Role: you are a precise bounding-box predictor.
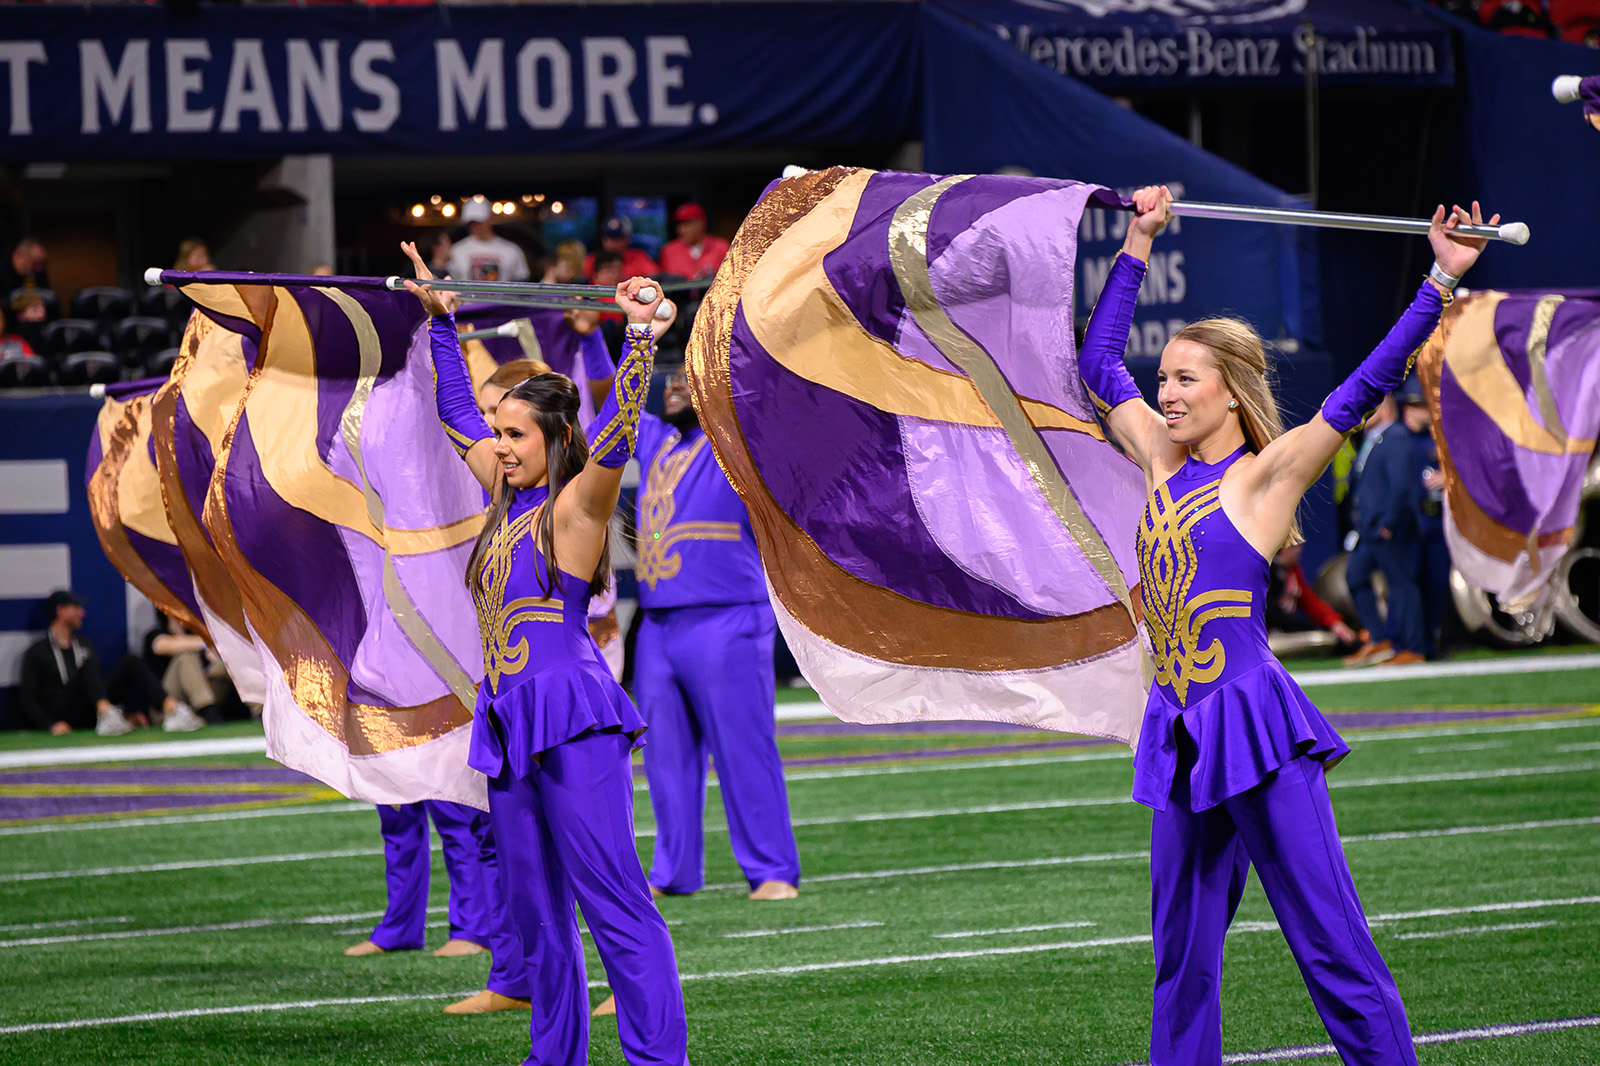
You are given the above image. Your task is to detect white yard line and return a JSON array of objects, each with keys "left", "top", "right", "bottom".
[
  {"left": 1367, "top": 894, "right": 1600, "bottom": 923},
  {"left": 1411, "top": 741, "right": 1510, "bottom": 754},
  {"left": 1209, "top": 1013, "right": 1600, "bottom": 1064},
  {"left": 0, "top": 916, "right": 130, "bottom": 932},
  {"left": 13, "top": 794, "right": 1600, "bottom": 888},
  {"left": 1556, "top": 741, "right": 1600, "bottom": 753},
  {"left": 1391, "top": 920, "right": 1556, "bottom": 941},
  {"left": 0, "top": 736, "right": 270, "bottom": 769},
  {"left": 0, "top": 802, "right": 373, "bottom": 837},
  {"left": 722, "top": 921, "right": 885, "bottom": 939},
  {"left": 933, "top": 921, "right": 1096, "bottom": 939}
]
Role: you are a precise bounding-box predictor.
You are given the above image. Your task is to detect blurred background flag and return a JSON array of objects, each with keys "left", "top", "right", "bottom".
[{"left": 1418, "top": 289, "right": 1600, "bottom": 615}]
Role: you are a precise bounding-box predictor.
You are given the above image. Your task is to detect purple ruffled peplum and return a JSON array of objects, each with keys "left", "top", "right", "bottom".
[
  {"left": 467, "top": 486, "right": 646, "bottom": 782},
  {"left": 1132, "top": 446, "right": 1350, "bottom": 812}
]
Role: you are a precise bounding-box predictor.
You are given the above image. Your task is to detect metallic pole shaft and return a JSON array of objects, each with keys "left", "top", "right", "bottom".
[{"left": 1165, "top": 202, "right": 1529, "bottom": 245}]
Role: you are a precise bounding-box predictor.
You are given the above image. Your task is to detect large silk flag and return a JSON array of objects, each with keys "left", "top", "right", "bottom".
[
  {"left": 1417, "top": 289, "right": 1600, "bottom": 611},
  {"left": 86, "top": 378, "right": 210, "bottom": 639},
  {"left": 141, "top": 276, "right": 488, "bottom": 807},
  {"left": 688, "top": 167, "right": 1151, "bottom": 745}
]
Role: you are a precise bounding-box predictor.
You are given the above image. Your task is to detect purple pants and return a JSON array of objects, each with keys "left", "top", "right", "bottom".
[
  {"left": 369, "top": 800, "right": 486, "bottom": 950},
  {"left": 1150, "top": 733, "right": 1417, "bottom": 1066},
  {"left": 488, "top": 729, "right": 689, "bottom": 1066},
  {"left": 369, "top": 800, "right": 532, "bottom": 998},
  {"left": 635, "top": 603, "right": 799, "bottom": 893}
]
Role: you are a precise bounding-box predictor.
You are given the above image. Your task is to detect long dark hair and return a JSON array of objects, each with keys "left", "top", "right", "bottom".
[{"left": 466, "top": 373, "right": 611, "bottom": 600}]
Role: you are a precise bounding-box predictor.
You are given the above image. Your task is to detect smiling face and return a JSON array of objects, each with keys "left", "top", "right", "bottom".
[
  {"left": 662, "top": 369, "right": 691, "bottom": 418},
  {"left": 1157, "top": 338, "right": 1236, "bottom": 447},
  {"left": 492, "top": 397, "right": 551, "bottom": 489}
]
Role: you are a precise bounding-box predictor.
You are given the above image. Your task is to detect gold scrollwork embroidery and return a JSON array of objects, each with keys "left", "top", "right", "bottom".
[
  {"left": 591, "top": 327, "right": 654, "bottom": 464},
  {"left": 1136, "top": 478, "right": 1254, "bottom": 705},
  {"left": 472, "top": 503, "right": 564, "bottom": 692},
  {"left": 636, "top": 434, "right": 742, "bottom": 589}
]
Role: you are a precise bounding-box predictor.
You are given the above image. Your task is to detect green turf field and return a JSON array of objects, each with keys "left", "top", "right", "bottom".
[{"left": 2, "top": 662, "right": 1597, "bottom": 1064}]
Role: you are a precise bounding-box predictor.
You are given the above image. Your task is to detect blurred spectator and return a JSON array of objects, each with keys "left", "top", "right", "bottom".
[
  {"left": 173, "top": 238, "right": 214, "bottom": 272},
  {"left": 583, "top": 216, "right": 659, "bottom": 278},
  {"left": 310, "top": 263, "right": 335, "bottom": 276},
  {"left": 16, "top": 591, "right": 136, "bottom": 736},
  {"left": 590, "top": 249, "right": 628, "bottom": 350},
  {"left": 1429, "top": 0, "right": 1599, "bottom": 42},
  {"left": 8, "top": 289, "right": 51, "bottom": 352},
  {"left": 658, "top": 203, "right": 729, "bottom": 280},
  {"left": 554, "top": 240, "right": 586, "bottom": 282},
  {"left": 0, "top": 304, "right": 35, "bottom": 360},
  {"left": 427, "top": 232, "right": 454, "bottom": 276},
  {"left": 0, "top": 237, "right": 49, "bottom": 295},
  {"left": 1268, "top": 544, "right": 1357, "bottom": 646},
  {"left": 1343, "top": 396, "right": 1426, "bottom": 666},
  {"left": 142, "top": 614, "right": 229, "bottom": 727},
  {"left": 477, "top": 357, "right": 553, "bottom": 420},
  {"left": 1399, "top": 377, "right": 1452, "bottom": 658},
  {"left": 447, "top": 200, "right": 530, "bottom": 282}
]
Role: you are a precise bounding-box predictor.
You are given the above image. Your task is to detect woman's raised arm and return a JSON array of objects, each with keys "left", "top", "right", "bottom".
[
  {"left": 1079, "top": 185, "right": 1183, "bottom": 478},
  {"left": 401, "top": 241, "right": 500, "bottom": 492},
  {"left": 1235, "top": 202, "right": 1497, "bottom": 550}
]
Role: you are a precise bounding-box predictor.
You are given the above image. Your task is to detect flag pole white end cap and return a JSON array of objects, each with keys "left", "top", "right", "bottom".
[
  {"left": 1553, "top": 75, "right": 1583, "bottom": 103},
  {"left": 781, "top": 165, "right": 809, "bottom": 179},
  {"left": 1499, "top": 222, "right": 1531, "bottom": 245},
  {"left": 143, "top": 268, "right": 164, "bottom": 286}
]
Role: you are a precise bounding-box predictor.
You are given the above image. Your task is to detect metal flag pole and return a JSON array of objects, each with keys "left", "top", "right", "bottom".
[
  {"left": 1164, "top": 202, "right": 1530, "bottom": 245},
  {"left": 458, "top": 321, "right": 524, "bottom": 343}
]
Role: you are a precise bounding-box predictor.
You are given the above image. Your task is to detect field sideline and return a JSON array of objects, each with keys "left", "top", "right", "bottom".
[{"left": 2, "top": 661, "right": 1597, "bottom": 1064}]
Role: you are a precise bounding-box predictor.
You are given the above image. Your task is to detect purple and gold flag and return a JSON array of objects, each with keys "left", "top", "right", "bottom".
[
  {"left": 1418, "top": 289, "right": 1600, "bottom": 611},
  {"left": 689, "top": 167, "right": 1151, "bottom": 746},
  {"left": 86, "top": 378, "right": 210, "bottom": 640},
  {"left": 171, "top": 278, "right": 488, "bottom": 807},
  {"left": 1581, "top": 74, "right": 1600, "bottom": 133}
]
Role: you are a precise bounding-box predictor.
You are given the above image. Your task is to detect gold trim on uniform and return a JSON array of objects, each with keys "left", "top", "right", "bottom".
[
  {"left": 1137, "top": 477, "right": 1254, "bottom": 706},
  {"left": 472, "top": 504, "right": 564, "bottom": 692},
  {"left": 636, "top": 434, "right": 743, "bottom": 589}
]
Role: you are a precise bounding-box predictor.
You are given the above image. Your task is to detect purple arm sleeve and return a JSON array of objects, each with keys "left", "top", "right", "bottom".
[
  {"left": 430, "top": 313, "right": 492, "bottom": 458},
  {"left": 579, "top": 329, "right": 615, "bottom": 382},
  {"left": 1320, "top": 282, "right": 1446, "bottom": 434},
  {"left": 1078, "top": 252, "right": 1146, "bottom": 415},
  {"left": 588, "top": 325, "right": 655, "bottom": 468}
]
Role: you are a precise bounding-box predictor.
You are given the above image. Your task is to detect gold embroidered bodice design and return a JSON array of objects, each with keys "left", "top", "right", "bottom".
[
  {"left": 472, "top": 502, "right": 564, "bottom": 692},
  {"left": 1136, "top": 477, "right": 1254, "bottom": 706},
  {"left": 636, "top": 433, "right": 741, "bottom": 589}
]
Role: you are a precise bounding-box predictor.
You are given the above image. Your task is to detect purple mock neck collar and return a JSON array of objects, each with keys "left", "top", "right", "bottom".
[{"left": 1180, "top": 444, "right": 1249, "bottom": 478}]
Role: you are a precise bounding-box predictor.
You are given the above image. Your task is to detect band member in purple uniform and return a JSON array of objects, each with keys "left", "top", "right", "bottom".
[
  {"left": 346, "top": 800, "right": 534, "bottom": 1015},
  {"left": 629, "top": 353, "right": 800, "bottom": 901},
  {"left": 1077, "top": 188, "right": 1494, "bottom": 1066},
  {"left": 404, "top": 242, "right": 689, "bottom": 1066}
]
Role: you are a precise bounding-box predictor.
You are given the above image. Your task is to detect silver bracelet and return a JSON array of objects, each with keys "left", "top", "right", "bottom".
[{"left": 1428, "top": 261, "right": 1461, "bottom": 291}]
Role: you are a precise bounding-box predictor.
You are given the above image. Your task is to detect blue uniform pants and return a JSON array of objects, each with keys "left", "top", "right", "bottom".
[{"left": 1347, "top": 535, "right": 1425, "bottom": 654}]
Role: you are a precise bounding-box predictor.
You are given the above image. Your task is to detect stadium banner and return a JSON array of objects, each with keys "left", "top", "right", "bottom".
[
  {"left": 0, "top": 1, "right": 917, "bottom": 161},
  {"left": 937, "top": 0, "right": 1455, "bottom": 89}
]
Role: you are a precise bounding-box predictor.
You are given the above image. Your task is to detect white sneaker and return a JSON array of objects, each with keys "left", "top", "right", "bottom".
[
  {"left": 95, "top": 706, "right": 133, "bottom": 737},
  {"left": 162, "top": 703, "right": 206, "bottom": 732}
]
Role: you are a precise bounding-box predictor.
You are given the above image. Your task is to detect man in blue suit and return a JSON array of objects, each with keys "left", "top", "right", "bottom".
[{"left": 1343, "top": 395, "right": 1426, "bottom": 666}]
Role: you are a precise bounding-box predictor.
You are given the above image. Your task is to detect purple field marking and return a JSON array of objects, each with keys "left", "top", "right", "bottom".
[{"left": 0, "top": 792, "right": 318, "bottom": 823}]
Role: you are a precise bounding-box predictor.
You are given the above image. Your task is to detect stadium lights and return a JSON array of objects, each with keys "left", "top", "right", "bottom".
[
  {"left": 410, "top": 204, "right": 424, "bottom": 218},
  {"left": 502, "top": 202, "right": 517, "bottom": 215},
  {"left": 430, "top": 195, "right": 442, "bottom": 205},
  {"left": 491, "top": 202, "right": 503, "bottom": 214},
  {"left": 521, "top": 194, "right": 535, "bottom": 204},
  {"left": 442, "top": 203, "right": 456, "bottom": 218},
  {"left": 551, "top": 201, "right": 564, "bottom": 214}
]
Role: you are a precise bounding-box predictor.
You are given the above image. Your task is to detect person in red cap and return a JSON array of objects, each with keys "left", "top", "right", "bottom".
[{"left": 658, "top": 203, "right": 729, "bottom": 280}]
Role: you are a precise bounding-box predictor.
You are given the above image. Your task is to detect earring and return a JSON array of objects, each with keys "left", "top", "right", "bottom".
[{"left": 1228, "top": 400, "right": 1238, "bottom": 409}]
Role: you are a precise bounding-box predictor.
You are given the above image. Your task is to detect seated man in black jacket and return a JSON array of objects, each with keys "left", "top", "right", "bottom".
[{"left": 17, "top": 590, "right": 136, "bottom": 736}]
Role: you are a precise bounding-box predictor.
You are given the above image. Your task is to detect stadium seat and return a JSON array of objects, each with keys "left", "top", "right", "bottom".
[
  {"left": 7, "top": 285, "right": 59, "bottom": 321},
  {"left": 112, "top": 316, "right": 176, "bottom": 366},
  {"left": 41, "top": 318, "right": 104, "bottom": 356},
  {"left": 71, "top": 286, "right": 136, "bottom": 325},
  {"left": 56, "top": 350, "right": 120, "bottom": 386},
  {"left": 139, "top": 285, "right": 195, "bottom": 332},
  {"left": 145, "top": 346, "right": 181, "bottom": 378},
  {"left": 0, "top": 351, "right": 50, "bottom": 388}
]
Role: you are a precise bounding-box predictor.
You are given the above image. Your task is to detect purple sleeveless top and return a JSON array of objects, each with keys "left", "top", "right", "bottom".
[
  {"left": 1132, "top": 446, "right": 1348, "bottom": 812},
  {"left": 467, "top": 485, "right": 646, "bottom": 781}
]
